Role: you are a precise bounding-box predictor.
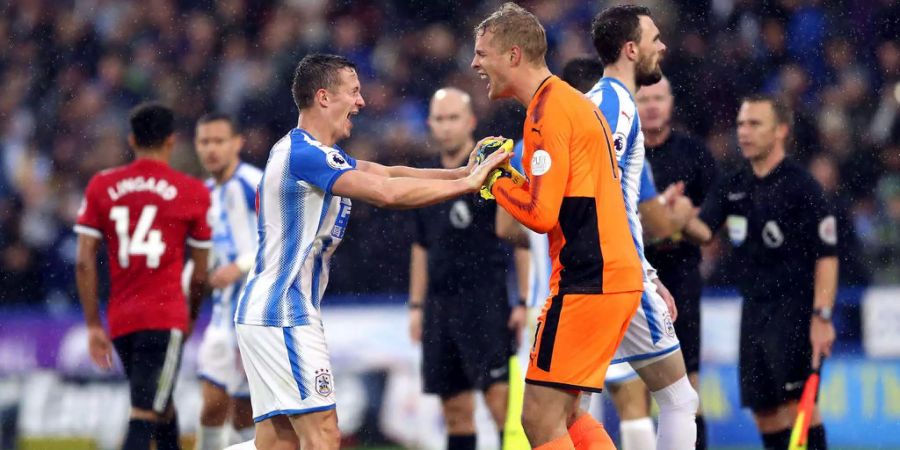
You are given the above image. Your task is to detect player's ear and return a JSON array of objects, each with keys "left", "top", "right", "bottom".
[
  {"left": 509, "top": 45, "right": 522, "bottom": 66},
  {"left": 316, "top": 88, "right": 329, "bottom": 107},
  {"left": 776, "top": 122, "right": 789, "bottom": 141},
  {"left": 624, "top": 41, "right": 638, "bottom": 62},
  {"left": 127, "top": 134, "right": 137, "bottom": 150}
]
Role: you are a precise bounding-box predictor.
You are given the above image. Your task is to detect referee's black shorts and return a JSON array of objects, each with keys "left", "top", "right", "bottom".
[
  {"left": 421, "top": 295, "right": 516, "bottom": 398},
  {"left": 113, "top": 329, "right": 185, "bottom": 414},
  {"left": 739, "top": 298, "right": 812, "bottom": 411}
]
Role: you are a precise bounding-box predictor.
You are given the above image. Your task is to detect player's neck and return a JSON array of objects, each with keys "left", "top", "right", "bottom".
[
  {"left": 513, "top": 65, "right": 553, "bottom": 106},
  {"left": 214, "top": 159, "right": 240, "bottom": 184},
  {"left": 751, "top": 147, "right": 786, "bottom": 178},
  {"left": 440, "top": 139, "right": 474, "bottom": 169},
  {"left": 644, "top": 126, "right": 671, "bottom": 148},
  {"left": 603, "top": 64, "right": 637, "bottom": 95},
  {"left": 297, "top": 113, "right": 337, "bottom": 147},
  {"left": 134, "top": 149, "right": 170, "bottom": 164}
]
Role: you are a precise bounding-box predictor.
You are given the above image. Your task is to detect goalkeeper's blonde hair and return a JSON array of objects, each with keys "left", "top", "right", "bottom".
[{"left": 474, "top": 3, "right": 547, "bottom": 66}]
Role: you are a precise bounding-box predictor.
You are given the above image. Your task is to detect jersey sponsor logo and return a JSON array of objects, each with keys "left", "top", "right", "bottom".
[
  {"left": 726, "top": 215, "right": 748, "bottom": 246},
  {"left": 727, "top": 192, "right": 747, "bottom": 201},
  {"left": 762, "top": 220, "right": 784, "bottom": 248},
  {"left": 819, "top": 215, "right": 837, "bottom": 245},
  {"left": 531, "top": 150, "right": 552, "bottom": 176},
  {"left": 314, "top": 368, "right": 333, "bottom": 396},
  {"left": 449, "top": 200, "right": 473, "bottom": 229},
  {"left": 107, "top": 176, "right": 178, "bottom": 201},
  {"left": 326, "top": 150, "right": 351, "bottom": 170},
  {"left": 331, "top": 198, "right": 351, "bottom": 239},
  {"left": 613, "top": 132, "right": 627, "bottom": 160}
]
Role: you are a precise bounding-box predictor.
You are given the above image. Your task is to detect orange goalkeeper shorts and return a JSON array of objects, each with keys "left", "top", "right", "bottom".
[{"left": 525, "top": 291, "right": 641, "bottom": 392}]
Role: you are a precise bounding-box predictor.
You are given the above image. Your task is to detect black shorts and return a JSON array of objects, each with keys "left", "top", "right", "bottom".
[
  {"left": 658, "top": 266, "right": 702, "bottom": 374},
  {"left": 421, "top": 296, "right": 516, "bottom": 398},
  {"left": 113, "top": 329, "right": 185, "bottom": 414},
  {"left": 739, "top": 299, "right": 812, "bottom": 411}
]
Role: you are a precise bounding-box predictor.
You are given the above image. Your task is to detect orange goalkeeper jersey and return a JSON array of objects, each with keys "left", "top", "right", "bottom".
[{"left": 493, "top": 76, "right": 642, "bottom": 296}]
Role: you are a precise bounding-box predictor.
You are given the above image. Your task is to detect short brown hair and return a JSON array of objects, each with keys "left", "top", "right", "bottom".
[
  {"left": 474, "top": 2, "right": 547, "bottom": 64},
  {"left": 742, "top": 93, "right": 794, "bottom": 128}
]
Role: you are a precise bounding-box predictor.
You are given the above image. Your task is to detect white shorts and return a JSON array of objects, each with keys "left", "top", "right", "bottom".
[
  {"left": 604, "top": 361, "right": 639, "bottom": 384},
  {"left": 612, "top": 280, "right": 680, "bottom": 365},
  {"left": 235, "top": 322, "right": 336, "bottom": 422},
  {"left": 198, "top": 323, "right": 250, "bottom": 397}
]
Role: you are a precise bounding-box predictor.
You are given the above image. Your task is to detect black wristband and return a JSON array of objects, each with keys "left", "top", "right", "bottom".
[
  {"left": 408, "top": 302, "right": 422, "bottom": 310},
  {"left": 517, "top": 298, "right": 527, "bottom": 307}
]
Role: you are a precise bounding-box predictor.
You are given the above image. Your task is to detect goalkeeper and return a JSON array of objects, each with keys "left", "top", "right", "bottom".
[{"left": 408, "top": 87, "right": 528, "bottom": 450}]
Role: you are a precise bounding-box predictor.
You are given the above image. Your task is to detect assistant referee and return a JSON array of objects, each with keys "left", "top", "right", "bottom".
[{"left": 685, "top": 94, "right": 837, "bottom": 450}]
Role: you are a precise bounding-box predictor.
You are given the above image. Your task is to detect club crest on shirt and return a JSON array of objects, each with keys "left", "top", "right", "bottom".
[
  {"left": 314, "top": 368, "right": 333, "bottom": 396},
  {"left": 326, "top": 150, "right": 351, "bottom": 170},
  {"left": 531, "top": 150, "right": 552, "bottom": 176}
]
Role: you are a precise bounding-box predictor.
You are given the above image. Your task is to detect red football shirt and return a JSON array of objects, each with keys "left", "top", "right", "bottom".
[{"left": 75, "top": 158, "right": 212, "bottom": 338}]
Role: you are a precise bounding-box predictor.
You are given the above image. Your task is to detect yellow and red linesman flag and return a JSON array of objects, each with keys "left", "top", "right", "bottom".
[{"left": 788, "top": 366, "right": 823, "bottom": 450}]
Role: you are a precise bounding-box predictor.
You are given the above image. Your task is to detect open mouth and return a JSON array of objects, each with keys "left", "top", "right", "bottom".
[{"left": 478, "top": 72, "right": 491, "bottom": 91}]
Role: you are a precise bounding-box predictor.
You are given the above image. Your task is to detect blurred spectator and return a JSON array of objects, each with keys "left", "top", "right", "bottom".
[{"left": 0, "top": 0, "right": 897, "bottom": 306}]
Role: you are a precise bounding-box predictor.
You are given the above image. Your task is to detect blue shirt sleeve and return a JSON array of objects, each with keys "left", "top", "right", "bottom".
[
  {"left": 638, "top": 162, "right": 658, "bottom": 203},
  {"left": 510, "top": 140, "right": 525, "bottom": 174},
  {"left": 288, "top": 134, "right": 357, "bottom": 194}
]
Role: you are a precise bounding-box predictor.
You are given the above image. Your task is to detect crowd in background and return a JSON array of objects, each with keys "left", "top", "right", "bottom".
[{"left": 1, "top": 0, "right": 898, "bottom": 309}]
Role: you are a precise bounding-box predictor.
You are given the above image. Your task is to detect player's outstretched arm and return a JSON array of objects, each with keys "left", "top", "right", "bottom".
[
  {"left": 355, "top": 138, "right": 491, "bottom": 180},
  {"left": 75, "top": 233, "right": 113, "bottom": 370},
  {"left": 332, "top": 150, "right": 511, "bottom": 209}
]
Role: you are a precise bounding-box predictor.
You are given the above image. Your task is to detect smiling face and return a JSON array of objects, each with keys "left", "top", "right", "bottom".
[
  {"left": 634, "top": 15, "right": 666, "bottom": 87},
  {"left": 325, "top": 67, "right": 365, "bottom": 141},
  {"left": 471, "top": 30, "right": 513, "bottom": 100}
]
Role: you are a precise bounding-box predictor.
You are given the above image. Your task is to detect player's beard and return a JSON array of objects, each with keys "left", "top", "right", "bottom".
[{"left": 635, "top": 55, "right": 663, "bottom": 87}]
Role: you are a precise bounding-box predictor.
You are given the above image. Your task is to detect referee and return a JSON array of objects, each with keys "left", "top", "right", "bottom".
[
  {"left": 408, "top": 87, "right": 526, "bottom": 450},
  {"left": 637, "top": 76, "right": 718, "bottom": 450},
  {"left": 685, "top": 94, "right": 837, "bottom": 450}
]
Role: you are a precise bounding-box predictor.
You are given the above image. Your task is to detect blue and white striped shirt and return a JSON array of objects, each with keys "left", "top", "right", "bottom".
[
  {"left": 235, "top": 128, "right": 356, "bottom": 327},
  {"left": 207, "top": 162, "right": 263, "bottom": 329},
  {"left": 587, "top": 77, "right": 659, "bottom": 282}
]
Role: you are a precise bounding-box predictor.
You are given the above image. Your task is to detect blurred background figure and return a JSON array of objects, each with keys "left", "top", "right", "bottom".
[{"left": 0, "top": 0, "right": 898, "bottom": 449}]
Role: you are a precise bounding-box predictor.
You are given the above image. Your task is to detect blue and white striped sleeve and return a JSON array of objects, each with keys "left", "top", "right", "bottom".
[
  {"left": 288, "top": 141, "right": 357, "bottom": 194},
  {"left": 638, "top": 162, "right": 659, "bottom": 203}
]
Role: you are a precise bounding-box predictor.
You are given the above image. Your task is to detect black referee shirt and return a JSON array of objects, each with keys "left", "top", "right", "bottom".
[
  {"left": 645, "top": 130, "right": 718, "bottom": 270},
  {"left": 699, "top": 158, "right": 837, "bottom": 303},
  {"left": 413, "top": 159, "right": 511, "bottom": 300}
]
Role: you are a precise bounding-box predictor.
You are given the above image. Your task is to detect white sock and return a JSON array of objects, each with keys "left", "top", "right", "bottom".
[
  {"left": 620, "top": 417, "right": 656, "bottom": 450},
  {"left": 650, "top": 375, "right": 698, "bottom": 450},
  {"left": 196, "top": 425, "right": 226, "bottom": 450},
  {"left": 224, "top": 439, "right": 257, "bottom": 450},
  {"left": 227, "top": 426, "right": 256, "bottom": 445}
]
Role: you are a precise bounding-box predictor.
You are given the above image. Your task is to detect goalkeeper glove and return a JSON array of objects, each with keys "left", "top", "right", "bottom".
[
  {"left": 475, "top": 137, "right": 515, "bottom": 164},
  {"left": 480, "top": 165, "right": 526, "bottom": 200}
]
